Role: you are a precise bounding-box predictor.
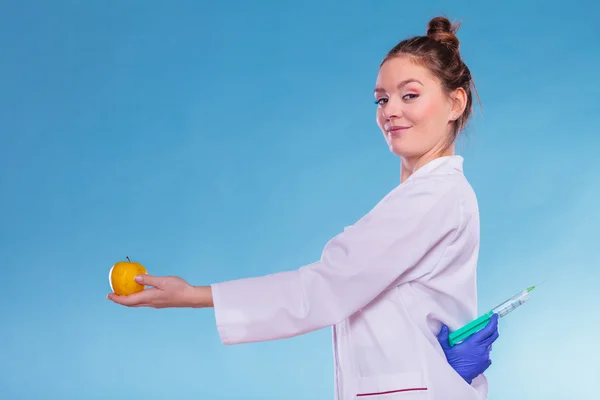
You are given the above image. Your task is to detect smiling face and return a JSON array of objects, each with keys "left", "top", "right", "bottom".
[{"left": 374, "top": 55, "right": 461, "bottom": 164}]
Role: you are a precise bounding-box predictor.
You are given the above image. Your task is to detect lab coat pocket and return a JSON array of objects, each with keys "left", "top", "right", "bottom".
[{"left": 356, "top": 372, "right": 429, "bottom": 399}]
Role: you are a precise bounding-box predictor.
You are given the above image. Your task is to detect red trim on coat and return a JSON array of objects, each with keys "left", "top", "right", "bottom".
[{"left": 356, "top": 387, "right": 428, "bottom": 396}]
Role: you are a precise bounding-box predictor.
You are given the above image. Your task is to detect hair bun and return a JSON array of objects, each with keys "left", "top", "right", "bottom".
[{"left": 426, "top": 16, "right": 460, "bottom": 51}]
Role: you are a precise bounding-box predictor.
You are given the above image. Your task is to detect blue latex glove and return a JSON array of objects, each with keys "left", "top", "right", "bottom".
[{"left": 437, "top": 313, "right": 500, "bottom": 384}]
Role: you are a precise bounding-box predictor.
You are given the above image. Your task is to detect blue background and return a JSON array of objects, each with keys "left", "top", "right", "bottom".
[{"left": 1, "top": 1, "right": 598, "bottom": 399}]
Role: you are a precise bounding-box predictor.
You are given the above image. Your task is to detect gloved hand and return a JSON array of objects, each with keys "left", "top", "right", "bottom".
[{"left": 437, "top": 313, "right": 499, "bottom": 384}]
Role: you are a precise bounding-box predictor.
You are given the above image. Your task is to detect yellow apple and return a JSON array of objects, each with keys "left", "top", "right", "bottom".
[{"left": 109, "top": 257, "right": 148, "bottom": 296}]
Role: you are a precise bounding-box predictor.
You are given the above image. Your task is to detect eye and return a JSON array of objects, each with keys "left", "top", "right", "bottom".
[
  {"left": 374, "top": 98, "right": 388, "bottom": 106},
  {"left": 402, "top": 93, "right": 419, "bottom": 101}
]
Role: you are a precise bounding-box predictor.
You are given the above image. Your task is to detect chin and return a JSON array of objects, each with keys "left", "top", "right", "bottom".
[{"left": 387, "top": 140, "right": 415, "bottom": 158}]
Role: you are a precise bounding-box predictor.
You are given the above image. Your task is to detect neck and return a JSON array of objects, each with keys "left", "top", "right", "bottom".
[{"left": 400, "top": 145, "right": 455, "bottom": 183}]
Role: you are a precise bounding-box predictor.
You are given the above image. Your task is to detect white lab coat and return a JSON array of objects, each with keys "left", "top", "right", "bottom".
[{"left": 211, "top": 155, "right": 488, "bottom": 399}]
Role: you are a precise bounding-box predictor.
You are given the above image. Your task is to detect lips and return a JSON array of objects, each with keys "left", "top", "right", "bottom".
[{"left": 386, "top": 126, "right": 410, "bottom": 136}]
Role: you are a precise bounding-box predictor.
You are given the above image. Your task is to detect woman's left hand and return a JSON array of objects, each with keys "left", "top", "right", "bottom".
[
  {"left": 437, "top": 313, "right": 499, "bottom": 384},
  {"left": 107, "top": 274, "right": 210, "bottom": 308}
]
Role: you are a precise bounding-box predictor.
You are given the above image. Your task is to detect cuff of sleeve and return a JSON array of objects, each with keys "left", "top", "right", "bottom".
[
  {"left": 471, "top": 374, "right": 488, "bottom": 397},
  {"left": 211, "top": 282, "right": 250, "bottom": 346},
  {"left": 211, "top": 282, "right": 231, "bottom": 345}
]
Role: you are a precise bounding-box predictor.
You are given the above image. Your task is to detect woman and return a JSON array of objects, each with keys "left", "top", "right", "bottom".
[{"left": 109, "top": 16, "right": 499, "bottom": 399}]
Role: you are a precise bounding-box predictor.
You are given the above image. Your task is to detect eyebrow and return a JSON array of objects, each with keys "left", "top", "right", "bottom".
[{"left": 373, "top": 79, "right": 424, "bottom": 94}]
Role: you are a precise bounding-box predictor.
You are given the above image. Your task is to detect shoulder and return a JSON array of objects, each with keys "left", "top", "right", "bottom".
[
  {"left": 390, "top": 173, "right": 464, "bottom": 209},
  {"left": 379, "top": 173, "right": 477, "bottom": 232}
]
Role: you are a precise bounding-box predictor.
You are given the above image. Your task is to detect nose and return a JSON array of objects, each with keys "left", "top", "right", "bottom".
[{"left": 381, "top": 96, "right": 402, "bottom": 120}]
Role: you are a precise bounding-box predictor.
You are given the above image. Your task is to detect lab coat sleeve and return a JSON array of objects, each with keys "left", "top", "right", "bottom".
[{"left": 211, "top": 180, "right": 461, "bottom": 345}]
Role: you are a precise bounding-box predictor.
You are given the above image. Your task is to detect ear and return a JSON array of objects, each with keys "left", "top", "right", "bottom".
[{"left": 448, "top": 87, "right": 467, "bottom": 121}]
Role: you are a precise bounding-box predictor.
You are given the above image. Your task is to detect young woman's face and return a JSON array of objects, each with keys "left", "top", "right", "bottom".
[{"left": 374, "top": 55, "right": 458, "bottom": 161}]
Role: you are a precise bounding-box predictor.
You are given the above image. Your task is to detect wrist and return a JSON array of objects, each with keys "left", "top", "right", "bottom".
[{"left": 185, "top": 285, "right": 214, "bottom": 308}]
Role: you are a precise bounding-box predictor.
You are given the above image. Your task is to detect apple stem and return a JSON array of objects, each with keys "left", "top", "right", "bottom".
[{"left": 126, "top": 256, "right": 131, "bottom": 262}]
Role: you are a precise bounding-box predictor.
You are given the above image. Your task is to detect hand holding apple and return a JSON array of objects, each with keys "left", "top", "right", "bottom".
[{"left": 107, "top": 259, "right": 213, "bottom": 308}]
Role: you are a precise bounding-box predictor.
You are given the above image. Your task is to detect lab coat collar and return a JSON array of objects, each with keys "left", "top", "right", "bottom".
[{"left": 404, "top": 155, "right": 464, "bottom": 183}]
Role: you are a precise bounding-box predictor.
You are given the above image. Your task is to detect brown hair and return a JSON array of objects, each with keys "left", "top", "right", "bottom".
[{"left": 381, "top": 16, "right": 478, "bottom": 143}]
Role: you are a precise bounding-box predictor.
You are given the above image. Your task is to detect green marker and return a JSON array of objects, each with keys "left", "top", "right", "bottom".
[{"left": 448, "top": 285, "right": 537, "bottom": 347}]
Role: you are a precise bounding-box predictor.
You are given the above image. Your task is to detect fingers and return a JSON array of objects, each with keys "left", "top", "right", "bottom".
[
  {"left": 437, "top": 325, "right": 451, "bottom": 349},
  {"left": 482, "top": 328, "right": 499, "bottom": 348},
  {"left": 480, "top": 313, "right": 499, "bottom": 337},
  {"left": 471, "top": 359, "right": 492, "bottom": 383},
  {"left": 134, "top": 274, "right": 163, "bottom": 288},
  {"left": 469, "top": 314, "right": 499, "bottom": 344},
  {"left": 480, "top": 314, "right": 500, "bottom": 346},
  {"left": 483, "top": 359, "right": 492, "bottom": 372},
  {"left": 107, "top": 288, "right": 159, "bottom": 307}
]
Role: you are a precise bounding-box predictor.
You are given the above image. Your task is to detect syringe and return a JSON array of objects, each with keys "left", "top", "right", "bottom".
[
  {"left": 491, "top": 286, "right": 534, "bottom": 317},
  {"left": 448, "top": 285, "right": 537, "bottom": 346}
]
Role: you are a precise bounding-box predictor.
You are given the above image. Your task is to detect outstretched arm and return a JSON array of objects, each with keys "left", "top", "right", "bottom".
[
  {"left": 210, "top": 183, "right": 460, "bottom": 344},
  {"left": 110, "top": 181, "right": 461, "bottom": 346}
]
